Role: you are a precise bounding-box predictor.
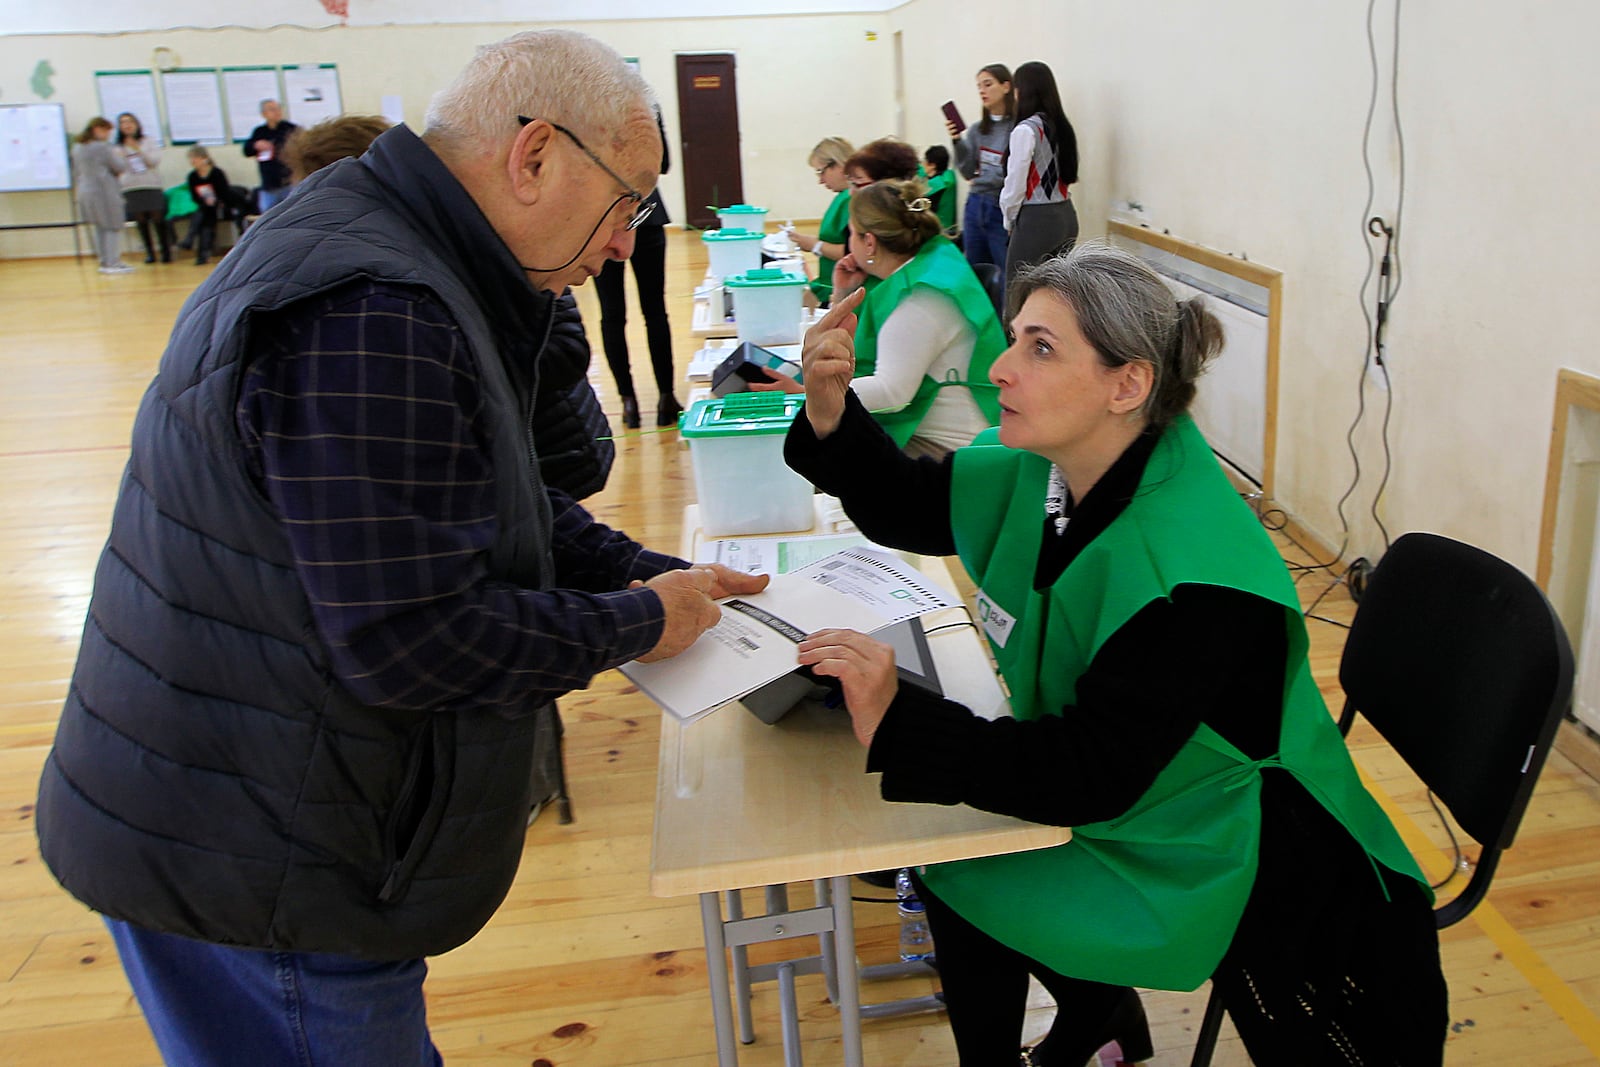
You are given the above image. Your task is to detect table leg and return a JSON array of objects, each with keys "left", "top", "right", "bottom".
[
  {"left": 828, "top": 874, "right": 865, "bottom": 1067},
  {"left": 814, "top": 878, "right": 840, "bottom": 1004},
  {"left": 700, "top": 891, "right": 740, "bottom": 1066},
  {"left": 726, "top": 890, "right": 755, "bottom": 1044},
  {"left": 777, "top": 960, "right": 804, "bottom": 1066}
]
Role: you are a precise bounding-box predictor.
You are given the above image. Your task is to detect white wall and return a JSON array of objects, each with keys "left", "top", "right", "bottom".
[
  {"left": 3, "top": 0, "right": 901, "bottom": 34},
  {"left": 6, "top": 0, "right": 1598, "bottom": 577},
  {"left": 892, "top": 0, "right": 1600, "bottom": 573},
  {"left": 0, "top": 15, "right": 897, "bottom": 255}
]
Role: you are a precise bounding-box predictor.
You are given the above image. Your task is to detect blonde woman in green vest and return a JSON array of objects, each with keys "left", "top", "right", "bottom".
[
  {"left": 790, "top": 137, "right": 854, "bottom": 307},
  {"left": 782, "top": 245, "right": 1446, "bottom": 1065},
  {"left": 760, "top": 178, "right": 1005, "bottom": 459}
]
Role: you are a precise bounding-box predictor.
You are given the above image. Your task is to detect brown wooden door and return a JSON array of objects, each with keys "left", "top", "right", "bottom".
[{"left": 675, "top": 53, "right": 743, "bottom": 230}]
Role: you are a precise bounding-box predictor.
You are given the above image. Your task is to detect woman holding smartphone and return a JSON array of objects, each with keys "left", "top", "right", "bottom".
[{"left": 946, "top": 64, "right": 1015, "bottom": 290}]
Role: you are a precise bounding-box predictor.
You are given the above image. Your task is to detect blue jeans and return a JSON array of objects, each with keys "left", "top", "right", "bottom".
[
  {"left": 962, "top": 192, "right": 1010, "bottom": 306},
  {"left": 107, "top": 918, "right": 444, "bottom": 1067},
  {"left": 257, "top": 185, "right": 291, "bottom": 213}
]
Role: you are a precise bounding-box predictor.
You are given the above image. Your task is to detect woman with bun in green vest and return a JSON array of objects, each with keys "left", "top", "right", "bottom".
[
  {"left": 782, "top": 244, "right": 1446, "bottom": 1065},
  {"left": 790, "top": 137, "right": 854, "bottom": 307},
  {"left": 758, "top": 177, "right": 1005, "bottom": 459}
]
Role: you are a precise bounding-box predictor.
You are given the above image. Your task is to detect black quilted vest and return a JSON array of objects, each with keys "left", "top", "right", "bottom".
[{"left": 37, "top": 126, "right": 562, "bottom": 959}]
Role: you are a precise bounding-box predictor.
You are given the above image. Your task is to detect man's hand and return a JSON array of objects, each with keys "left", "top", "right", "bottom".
[
  {"left": 699, "top": 563, "right": 770, "bottom": 601},
  {"left": 635, "top": 567, "right": 721, "bottom": 662},
  {"left": 633, "top": 565, "right": 769, "bottom": 662},
  {"left": 800, "top": 286, "right": 866, "bottom": 439},
  {"left": 797, "top": 628, "right": 899, "bottom": 747}
]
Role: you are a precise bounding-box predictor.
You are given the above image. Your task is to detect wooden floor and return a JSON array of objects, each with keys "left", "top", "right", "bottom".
[{"left": 4, "top": 231, "right": 1600, "bottom": 1066}]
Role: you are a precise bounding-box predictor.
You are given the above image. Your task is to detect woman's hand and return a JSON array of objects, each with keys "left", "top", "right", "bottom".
[
  {"left": 791, "top": 231, "right": 819, "bottom": 253},
  {"left": 831, "top": 253, "right": 868, "bottom": 297},
  {"left": 799, "top": 286, "right": 865, "bottom": 438},
  {"left": 944, "top": 119, "right": 962, "bottom": 140},
  {"left": 797, "top": 628, "right": 899, "bottom": 747},
  {"left": 745, "top": 370, "right": 804, "bottom": 394}
]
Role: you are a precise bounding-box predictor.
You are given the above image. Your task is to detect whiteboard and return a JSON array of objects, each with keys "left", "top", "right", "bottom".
[
  {"left": 282, "top": 64, "right": 342, "bottom": 127},
  {"left": 223, "top": 66, "right": 282, "bottom": 142},
  {"left": 0, "top": 103, "right": 70, "bottom": 192},
  {"left": 95, "top": 70, "right": 164, "bottom": 149},
  {"left": 162, "top": 68, "right": 228, "bottom": 144}
]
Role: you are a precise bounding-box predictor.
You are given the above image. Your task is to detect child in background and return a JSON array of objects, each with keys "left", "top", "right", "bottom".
[
  {"left": 923, "top": 145, "right": 958, "bottom": 236},
  {"left": 181, "top": 146, "right": 232, "bottom": 266}
]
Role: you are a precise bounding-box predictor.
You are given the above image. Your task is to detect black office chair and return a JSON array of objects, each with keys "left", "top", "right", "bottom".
[
  {"left": 971, "top": 262, "right": 1005, "bottom": 318},
  {"left": 1188, "top": 531, "right": 1574, "bottom": 1065}
]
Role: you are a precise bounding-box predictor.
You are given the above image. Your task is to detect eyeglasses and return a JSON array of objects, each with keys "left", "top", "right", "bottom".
[
  {"left": 813, "top": 161, "right": 838, "bottom": 178},
  {"left": 847, "top": 174, "right": 874, "bottom": 188},
  {"left": 518, "top": 116, "right": 655, "bottom": 231}
]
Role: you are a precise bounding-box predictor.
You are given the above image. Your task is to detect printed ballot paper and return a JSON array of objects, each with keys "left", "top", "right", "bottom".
[{"left": 618, "top": 546, "right": 958, "bottom": 723}]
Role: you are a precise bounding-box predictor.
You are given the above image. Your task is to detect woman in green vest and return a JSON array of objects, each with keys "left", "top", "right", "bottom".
[
  {"left": 782, "top": 246, "right": 1446, "bottom": 1065},
  {"left": 790, "top": 137, "right": 854, "bottom": 307},
  {"left": 761, "top": 178, "right": 1004, "bottom": 459}
]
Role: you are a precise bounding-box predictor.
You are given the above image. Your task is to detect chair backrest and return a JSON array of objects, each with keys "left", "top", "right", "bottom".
[
  {"left": 971, "top": 261, "right": 1004, "bottom": 317},
  {"left": 1337, "top": 531, "right": 1573, "bottom": 927}
]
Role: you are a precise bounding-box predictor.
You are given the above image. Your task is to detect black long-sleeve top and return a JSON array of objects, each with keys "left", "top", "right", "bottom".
[
  {"left": 784, "top": 392, "right": 1285, "bottom": 828},
  {"left": 784, "top": 395, "right": 1448, "bottom": 1060}
]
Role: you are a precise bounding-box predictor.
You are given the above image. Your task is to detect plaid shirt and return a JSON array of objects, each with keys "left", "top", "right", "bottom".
[{"left": 236, "top": 280, "right": 680, "bottom": 711}]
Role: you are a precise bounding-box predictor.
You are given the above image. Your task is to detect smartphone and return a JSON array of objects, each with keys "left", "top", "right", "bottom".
[{"left": 941, "top": 100, "right": 966, "bottom": 135}]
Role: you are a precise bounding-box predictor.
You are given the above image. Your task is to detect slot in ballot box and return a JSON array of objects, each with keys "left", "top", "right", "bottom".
[{"left": 679, "top": 393, "right": 813, "bottom": 537}]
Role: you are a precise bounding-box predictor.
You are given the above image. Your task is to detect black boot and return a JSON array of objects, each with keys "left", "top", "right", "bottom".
[
  {"left": 620, "top": 395, "right": 641, "bottom": 429},
  {"left": 656, "top": 394, "right": 683, "bottom": 427}
]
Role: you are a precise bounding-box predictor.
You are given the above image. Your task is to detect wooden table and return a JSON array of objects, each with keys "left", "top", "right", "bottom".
[{"left": 651, "top": 508, "right": 1071, "bottom": 1065}]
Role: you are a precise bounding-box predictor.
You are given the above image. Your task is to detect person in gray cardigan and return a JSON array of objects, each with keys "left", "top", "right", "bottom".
[{"left": 71, "top": 117, "right": 131, "bottom": 274}]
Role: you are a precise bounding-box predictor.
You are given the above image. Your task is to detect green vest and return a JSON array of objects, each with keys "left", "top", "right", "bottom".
[
  {"left": 923, "top": 414, "right": 1429, "bottom": 990},
  {"left": 853, "top": 235, "right": 1005, "bottom": 447},
  {"left": 926, "top": 169, "right": 957, "bottom": 231},
  {"left": 809, "top": 189, "right": 852, "bottom": 305}
]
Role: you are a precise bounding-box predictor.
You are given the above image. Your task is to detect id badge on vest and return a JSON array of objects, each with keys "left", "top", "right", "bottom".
[{"left": 974, "top": 587, "right": 1018, "bottom": 649}]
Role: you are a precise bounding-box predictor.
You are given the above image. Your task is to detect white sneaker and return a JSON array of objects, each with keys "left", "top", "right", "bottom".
[{"left": 99, "top": 264, "right": 135, "bottom": 274}]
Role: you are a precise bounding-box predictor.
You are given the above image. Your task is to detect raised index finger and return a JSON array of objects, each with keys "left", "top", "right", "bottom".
[{"left": 813, "top": 285, "right": 866, "bottom": 335}]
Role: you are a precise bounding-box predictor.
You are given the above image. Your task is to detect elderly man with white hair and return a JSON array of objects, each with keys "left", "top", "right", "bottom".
[{"left": 35, "top": 30, "right": 765, "bottom": 1067}]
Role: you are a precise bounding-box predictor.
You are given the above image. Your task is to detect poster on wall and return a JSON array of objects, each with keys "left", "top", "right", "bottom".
[
  {"left": 95, "top": 70, "right": 164, "bottom": 148},
  {"left": 223, "top": 66, "right": 282, "bottom": 142},
  {"left": 282, "top": 64, "right": 342, "bottom": 127},
  {"left": 0, "top": 103, "right": 70, "bottom": 192},
  {"left": 161, "top": 68, "right": 228, "bottom": 144}
]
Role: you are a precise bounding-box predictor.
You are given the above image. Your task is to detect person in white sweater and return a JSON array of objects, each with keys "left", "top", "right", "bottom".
[
  {"left": 999, "top": 61, "right": 1079, "bottom": 289},
  {"left": 755, "top": 178, "right": 1005, "bottom": 458}
]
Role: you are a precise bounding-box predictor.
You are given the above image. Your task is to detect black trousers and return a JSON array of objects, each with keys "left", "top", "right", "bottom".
[
  {"left": 594, "top": 224, "right": 674, "bottom": 400},
  {"left": 911, "top": 870, "right": 1132, "bottom": 1065}
]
